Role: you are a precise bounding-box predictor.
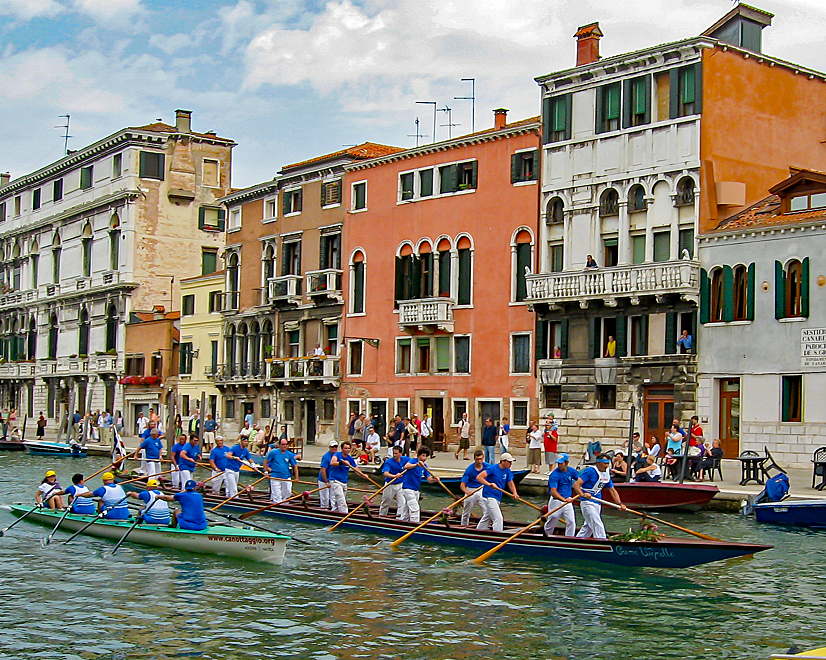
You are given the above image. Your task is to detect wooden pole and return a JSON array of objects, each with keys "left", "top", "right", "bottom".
[
  {"left": 679, "top": 421, "right": 695, "bottom": 484},
  {"left": 210, "top": 475, "right": 269, "bottom": 511},
  {"left": 390, "top": 486, "right": 481, "bottom": 548},
  {"left": 197, "top": 391, "right": 206, "bottom": 445},
  {"left": 625, "top": 405, "right": 635, "bottom": 483},
  {"left": 592, "top": 496, "right": 725, "bottom": 542},
  {"left": 329, "top": 473, "right": 404, "bottom": 532},
  {"left": 240, "top": 484, "right": 329, "bottom": 519}
]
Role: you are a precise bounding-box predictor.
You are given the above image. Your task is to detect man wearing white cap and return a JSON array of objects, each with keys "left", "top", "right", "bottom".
[
  {"left": 544, "top": 453, "right": 579, "bottom": 537},
  {"left": 318, "top": 440, "right": 338, "bottom": 510},
  {"left": 475, "top": 452, "right": 519, "bottom": 532}
]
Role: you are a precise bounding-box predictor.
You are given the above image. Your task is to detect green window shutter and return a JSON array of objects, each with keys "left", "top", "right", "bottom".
[
  {"left": 217, "top": 209, "right": 225, "bottom": 232},
  {"left": 458, "top": 249, "right": 472, "bottom": 305},
  {"left": 319, "top": 236, "right": 329, "bottom": 270},
  {"left": 554, "top": 96, "right": 567, "bottom": 132},
  {"left": 531, "top": 150, "right": 540, "bottom": 181},
  {"left": 693, "top": 62, "right": 703, "bottom": 114},
  {"left": 295, "top": 190, "right": 302, "bottom": 212},
  {"left": 139, "top": 153, "right": 147, "bottom": 178},
  {"left": 410, "top": 255, "right": 422, "bottom": 299},
  {"left": 700, "top": 268, "right": 710, "bottom": 324},
  {"left": 722, "top": 265, "right": 734, "bottom": 322},
  {"left": 615, "top": 315, "right": 627, "bottom": 357},
  {"left": 560, "top": 319, "right": 569, "bottom": 358},
  {"left": 681, "top": 66, "right": 695, "bottom": 104},
  {"left": 632, "top": 235, "right": 646, "bottom": 264},
  {"left": 435, "top": 337, "right": 450, "bottom": 371},
  {"left": 470, "top": 161, "right": 478, "bottom": 189},
  {"left": 801, "top": 257, "right": 810, "bottom": 317},
  {"left": 621, "top": 79, "right": 632, "bottom": 129},
  {"left": 420, "top": 170, "right": 433, "bottom": 197},
  {"left": 440, "top": 165, "right": 457, "bottom": 194},
  {"left": 282, "top": 193, "right": 290, "bottom": 217},
  {"left": 595, "top": 85, "right": 606, "bottom": 133},
  {"left": 665, "top": 312, "right": 677, "bottom": 354},
  {"left": 640, "top": 314, "right": 649, "bottom": 353},
  {"left": 746, "top": 263, "right": 756, "bottom": 321},
  {"left": 198, "top": 207, "right": 206, "bottom": 230},
  {"left": 335, "top": 180, "right": 342, "bottom": 204},
  {"left": 588, "top": 317, "right": 599, "bottom": 359},
  {"left": 438, "top": 251, "right": 451, "bottom": 296},
  {"left": 774, "top": 260, "right": 786, "bottom": 319},
  {"left": 515, "top": 242, "right": 531, "bottom": 302},
  {"left": 511, "top": 153, "right": 520, "bottom": 183},
  {"left": 536, "top": 319, "right": 547, "bottom": 360},
  {"left": 653, "top": 232, "right": 670, "bottom": 262},
  {"left": 669, "top": 68, "right": 680, "bottom": 119},
  {"left": 542, "top": 96, "right": 552, "bottom": 144},
  {"left": 422, "top": 253, "right": 434, "bottom": 296},
  {"left": 606, "top": 84, "right": 620, "bottom": 121},
  {"left": 679, "top": 228, "right": 695, "bottom": 258},
  {"left": 642, "top": 74, "right": 652, "bottom": 124},
  {"left": 564, "top": 94, "right": 573, "bottom": 140},
  {"left": 394, "top": 257, "right": 405, "bottom": 304}
]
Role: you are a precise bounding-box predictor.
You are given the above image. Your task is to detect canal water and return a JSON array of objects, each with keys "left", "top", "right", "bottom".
[{"left": 1, "top": 452, "right": 823, "bottom": 660}]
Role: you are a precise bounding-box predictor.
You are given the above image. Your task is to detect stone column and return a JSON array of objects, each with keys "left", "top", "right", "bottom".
[{"left": 618, "top": 200, "right": 630, "bottom": 265}]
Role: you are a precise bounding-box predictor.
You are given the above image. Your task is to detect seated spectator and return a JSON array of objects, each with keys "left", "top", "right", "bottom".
[
  {"left": 697, "top": 439, "right": 724, "bottom": 480},
  {"left": 688, "top": 442, "right": 706, "bottom": 480},
  {"left": 645, "top": 436, "right": 661, "bottom": 459},
  {"left": 610, "top": 451, "right": 628, "bottom": 482},
  {"left": 664, "top": 448, "right": 679, "bottom": 480},
  {"left": 634, "top": 456, "right": 663, "bottom": 482}
]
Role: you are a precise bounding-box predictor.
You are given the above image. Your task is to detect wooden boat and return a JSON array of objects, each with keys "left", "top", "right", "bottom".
[
  {"left": 753, "top": 499, "right": 826, "bottom": 527},
  {"left": 24, "top": 441, "right": 87, "bottom": 458},
  {"left": 612, "top": 482, "right": 719, "bottom": 512},
  {"left": 771, "top": 647, "right": 826, "bottom": 658},
  {"left": 8, "top": 504, "right": 289, "bottom": 564},
  {"left": 0, "top": 438, "right": 26, "bottom": 451},
  {"left": 121, "top": 480, "right": 771, "bottom": 569}
]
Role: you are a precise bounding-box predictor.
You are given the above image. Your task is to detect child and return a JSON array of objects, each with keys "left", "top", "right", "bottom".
[{"left": 664, "top": 448, "right": 678, "bottom": 480}]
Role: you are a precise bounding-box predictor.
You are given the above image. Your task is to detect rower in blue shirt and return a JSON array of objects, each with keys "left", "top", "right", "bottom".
[
  {"left": 543, "top": 453, "right": 579, "bottom": 537},
  {"left": 139, "top": 428, "right": 164, "bottom": 477},
  {"left": 476, "top": 452, "right": 519, "bottom": 532},
  {"left": 379, "top": 445, "right": 407, "bottom": 517},
  {"left": 90, "top": 472, "right": 130, "bottom": 520},
  {"left": 127, "top": 478, "right": 171, "bottom": 525},
  {"left": 170, "top": 436, "right": 186, "bottom": 490},
  {"left": 460, "top": 450, "right": 490, "bottom": 526},
  {"left": 318, "top": 440, "right": 339, "bottom": 510},
  {"left": 573, "top": 454, "right": 626, "bottom": 539},
  {"left": 328, "top": 441, "right": 370, "bottom": 513},
  {"left": 158, "top": 480, "right": 207, "bottom": 530},
  {"left": 59, "top": 473, "right": 96, "bottom": 515},
  {"left": 398, "top": 446, "right": 438, "bottom": 522},
  {"left": 178, "top": 435, "right": 201, "bottom": 491},
  {"left": 208, "top": 436, "right": 229, "bottom": 495},
  {"left": 224, "top": 437, "right": 252, "bottom": 499},
  {"left": 264, "top": 438, "right": 298, "bottom": 503}
]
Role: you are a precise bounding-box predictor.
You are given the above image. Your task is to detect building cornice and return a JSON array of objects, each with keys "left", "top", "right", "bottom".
[
  {"left": 699, "top": 219, "right": 826, "bottom": 243},
  {"left": 219, "top": 179, "right": 280, "bottom": 206}
]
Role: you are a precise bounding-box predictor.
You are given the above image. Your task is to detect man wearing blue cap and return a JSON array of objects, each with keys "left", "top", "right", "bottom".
[
  {"left": 544, "top": 453, "right": 579, "bottom": 537},
  {"left": 573, "top": 453, "right": 626, "bottom": 539},
  {"left": 158, "top": 480, "right": 207, "bottom": 530}
]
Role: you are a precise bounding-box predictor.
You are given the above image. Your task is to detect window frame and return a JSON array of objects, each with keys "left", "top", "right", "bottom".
[
  {"left": 80, "top": 166, "right": 93, "bottom": 190},
  {"left": 283, "top": 188, "right": 303, "bottom": 217},
  {"left": 785, "top": 259, "right": 804, "bottom": 318},
  {"left": 321, "top": 179, "right": 342, "bottom": 208},
  {"left": 543, "top": 93, "right": 572, "bottom": 143},
  {"left": 781, "top": 375, "right": 802, "bottom": 423},
  {"left": 396, "top": 337, "right": 412, "bottom": 375},
  {"left": 510, "top": 398, "right": 530, "bottom": 429},
  {"left": 202, "top": 158, "right": 220, "bottom": 188},
  {"left": 263, "top": 197, "right": 278, "bottom": 223},
  {"left": 182, "top": 294, "right": 195, "bottom": 316},
  {"left": 348, "top": 339, "right": 364, "bottom": 377},
  {"left": 451, "top": 398, "right": 469, "bottom": 425},
  {"left": 710, "top": 267, "right": 725, "bottom": 323},
  {"left": 510, "top": 332, "right": 532, "bottom": 375},
  {"left": 454, "top": 334, "right": 471, "bottom": 375},
  {"left": 351, "top": 181, "right": 367, "bottom": 212},
  {"left": 139, "top": 151, "right": 165, "bottom": 181}
]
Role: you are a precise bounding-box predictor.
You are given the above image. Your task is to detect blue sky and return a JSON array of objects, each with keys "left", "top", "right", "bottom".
[{"left": 1, "top": 0, "right": 825, "bottom": 188}]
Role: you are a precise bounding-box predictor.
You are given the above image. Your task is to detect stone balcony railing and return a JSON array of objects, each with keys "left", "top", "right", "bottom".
[
  {"left": 398, "top": 297, "right": 455, "bottom": 332},
  {"left": 0, "top": 272, "right": 124, "bottom": 309},
  {"left": 306, "top": 269, "right": 343, "bottom": 301},
  {"left": 220, "top": 291, "right": 239, "bottom": 312},
  {"left": 0, "top": 361, "right": 37, "bottom": 378},
  {"left": 269, "top": 356, "right": 341, "bottom": 384},
  {"left": 526, "top": 260, "right": 700, "bottom": 307},
  {"left": 30, "top": 355, "right": 121, "bottom": 377},
  {"left": 268, "top": 275, "right": 302, "bottom": 304}
]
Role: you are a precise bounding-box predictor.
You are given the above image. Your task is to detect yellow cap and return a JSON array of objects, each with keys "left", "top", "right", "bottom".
[
  {"left": 146, "top": 479, "right": 160, "bottom": 488},
  {"left": 45, "top": 470, "right": 56, "bottom": 477},
  {"left": 102, "top": 472, "right": 115, "bottom": 481}
]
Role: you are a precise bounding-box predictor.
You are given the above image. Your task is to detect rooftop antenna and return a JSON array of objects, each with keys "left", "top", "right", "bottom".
[
  {"left": 416, "top": 101, "right": 437, "bottom": 144},
  {"left": 55, "top": 115, "right": 71, "bottom": 155},
  {"left": 454, "top": 78, "right": 476, "bottom": 133},
  {"left": 438, "top": 105, "right": 460, "bottom": 140},
  {"left": 407, "top": 117, "right": 427, "bottom": 147}
]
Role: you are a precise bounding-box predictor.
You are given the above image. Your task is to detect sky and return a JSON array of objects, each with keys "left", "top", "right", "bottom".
[{"left": 1, "top": 0, "right": 825, "bottom": 189}]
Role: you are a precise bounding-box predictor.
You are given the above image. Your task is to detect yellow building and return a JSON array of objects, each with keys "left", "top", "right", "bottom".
[{"left": 177, "top": 271, "right": 224, "bottom": 426}]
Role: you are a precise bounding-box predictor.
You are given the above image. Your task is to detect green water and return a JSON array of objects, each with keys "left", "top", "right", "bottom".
[{"left": 1, "top": 452, "right": 824, "bottom": 660}]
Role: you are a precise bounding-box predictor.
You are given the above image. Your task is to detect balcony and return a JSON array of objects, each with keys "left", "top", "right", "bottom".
[
  {"left": 306, "top": 269, "right": 343, "bottom": 302},
  {"left": 398, "top": 297, "right": 455, "bottom": 332},
  {"left": 0, "top": 361, "right": 37, "bottom": 379},
  {"left": 220, "top": 291, "right": 239, "bottom": 312},
  {"left": 268, "top": 355, "right": 341, "bottom": 386},
  {"left": 526, "top": 260, "right": 700, "bottom": 308},
  {"left": 268, "top": 275, "right": 302, "bottom": 305},
  {"left": 212, "top": 361, "right": 268, "bottom": 384}
]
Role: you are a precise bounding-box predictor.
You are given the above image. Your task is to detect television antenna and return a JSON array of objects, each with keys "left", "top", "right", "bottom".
[
  {"left": 415, "top": 101, "right": 437, "bottom": 144},
  {"left": 437, "top": 105, "right": 459, "bottom": 140},
  {"left": 407, "top": 117, "right": 427, "bottom": 147},
  {"left": 454, "top": 78, "right": 476, "bottom": 133},
  {"left": 55, "top": 115, "right": 71, "bottom": 155}
]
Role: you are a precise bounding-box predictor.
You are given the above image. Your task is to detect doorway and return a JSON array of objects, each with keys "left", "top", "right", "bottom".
[
  {"left": 421, "top": 397, "right": 445, "bottom": 449},
  {"left": 478, "top": 400, "right": 501, "bottom": 428},
  {"left": 368, "top": 400, "right": 387, "bottom": 439},
  {"left": 718, "top": 378, "right": 740, "bottom": 458},
  {"left": 304, "top": 399, "right": 316, "bottom": 445},
  {"left": 644, "top": 386, "right": 674, "bottom": 450}
]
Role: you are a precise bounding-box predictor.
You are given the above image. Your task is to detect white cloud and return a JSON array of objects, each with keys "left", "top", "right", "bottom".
[
  {"left": 0, "top": 0, "right": 63, "bottom": 20},
  {"left": 71, "top": 0, "right": 144, "bottom": 24},
  {"left": 148, "top": 32, "right": 197, "bottom": 55}
]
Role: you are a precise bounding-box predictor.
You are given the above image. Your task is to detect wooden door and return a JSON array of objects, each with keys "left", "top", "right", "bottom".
[
  {"left": 644, "top": 386, "right": 674, "bottom": 451},
  {"left": 718, "top": 378, "right": 740, "bottom": 458}
]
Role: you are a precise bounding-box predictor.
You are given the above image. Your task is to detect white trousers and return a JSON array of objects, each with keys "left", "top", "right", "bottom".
[
  {"left": 318, "top": 480, "right": 331, "bottom": 510},
  {"left": 171, "top": 467, "right": 181, "bottom": 490},
  {"left": 576, "top": 501, "right": 606, "bottom": 539},
  {"left": 379, "top": 483, "right": 403, "bottom": 517},
  {"left": 224, "top": 470, "right": 240, "bottom": 498},
  {"left": 211, "top": 470, "right": 225, "bottom": 495},
  {"left": 145, "top": 461, "right": 161, "bottom": 477},
  {"left": 476, "top": 497, "right": 504, "bottom": 532},
  {"left": 270, "top": 479, "right": 292, "bottom": 503},
  {"left": 544, "top": 500, "right": 577, "bottom": 537},
  {"left": 179, "top": 469, "right": 194, "bottom": 490},
  {"left": 138, "top": 449, "right": 147, "bottom": 474},
  {"left": 461, "top": 488, "right": 486, "bottom": 527},
  {"left": 397, "top": 488, "right": 421, "bottom": 523},
  {"left": 330, "top": 481, "right": 349, "bottom": 513}
]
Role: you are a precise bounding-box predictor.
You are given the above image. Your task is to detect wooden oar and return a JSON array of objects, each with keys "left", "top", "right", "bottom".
[
  {"left": 472, "top": 496, "right": 580, "bottom": 565},
  {"left": 111, "top": 497, "right": 163, "bottom": 555},
  {"left": 89, "top": 450, "right": 139, "bottom": 480},
  {"left": 62, "top": 496, "right": 130, "bottom": 544},
  {"left": 210, "top": 475, "right": 269, "bottom": 511},
  {"left": 1, "top": 503, "right": 43, "bottom": 536},
  {"left": 42, "top": 506, "right": 74, "bottom": 546},
  {"left": 209, "top": 510, "right": 311, "bottom": 546},
  {"left": 118, "top": 469, "right": 175, "bottom": 487},
  {"left": 390, "top": 486, "right": 482, "bottom": 548},
  {"left": 488, "top": 484, "right": 543, "bottom": 513},
  {"left": 432, "top": 476, "right": 459, "bottom": 501},
  {"left": 240, "top": 484, "right": 329, "bottom": 520},
  {"left": 589, "top": 496, "right": 725, "bottom": 542},
  {"left": 329, "top": 473, "right": 404, "bottom": 532},
  {"left": 198, "top": 471, "right": 225, "bottom": 487}
]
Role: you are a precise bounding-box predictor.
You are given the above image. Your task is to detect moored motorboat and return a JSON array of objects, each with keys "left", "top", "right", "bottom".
[
  {"left": 0, "top": 438, "right": 26, "bottom": 451},
  {"left": 753, "top": 499, "right": 826, "bottom": 527},
  {"left": 24, "top": 441, "right": 87, "bottom": 458},
  {"left": 612, "top": 481, "right": 719, "bottom": 512},
  {"left": 8, "top": 504, "right": 290, "bottom": 564}
]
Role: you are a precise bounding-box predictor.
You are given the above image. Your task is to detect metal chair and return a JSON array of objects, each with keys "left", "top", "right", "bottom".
[
  {"left": 812, "top": 446, "right": 826, "bottom": 490},
  {"left": 762, "top": 446, "right": 787, "bottom": 482},
  {"left": 706, "top": 455, "right": 724, "bottom": 482}
]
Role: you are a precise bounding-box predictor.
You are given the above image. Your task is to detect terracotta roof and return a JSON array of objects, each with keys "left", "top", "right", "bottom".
[
  {"left": 458, "top": 116, "right": 540, "bottom": 140},
  {"left": 280, "top": 142, "right": 404, "bottom": 173},
  {"left": 574, "top": 23, "right": 603, "bottom": 38},
  {"left": 714, "top": 195, "right": 826, "bottom": 231},
  {"left": 129, "top": 122, "right": 232, "bottom": 142}
]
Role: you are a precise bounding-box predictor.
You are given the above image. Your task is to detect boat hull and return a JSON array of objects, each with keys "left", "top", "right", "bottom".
[
  {"left": 24, "top": 441, "right": 87, "bottom": 458},
  {"left": 0, "top": 440, "right": 25, "bottom": 451},
  {"left": 613, "top": 482, "right": 719, "bottom": 512},
  {"left": 9, "top": 505, "right": 289, "bottom": 564},
  {"left": 754, "top": 499, "right": 826, "bottom": 527}
]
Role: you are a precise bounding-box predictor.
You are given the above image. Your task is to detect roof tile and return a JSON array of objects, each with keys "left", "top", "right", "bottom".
[{"left": 281, "top": 142, "right": 404, "bottom": 172}]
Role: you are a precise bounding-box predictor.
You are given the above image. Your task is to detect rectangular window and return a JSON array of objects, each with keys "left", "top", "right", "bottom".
[
  {"left": 265, "top": 198, "right": 277, "bottom": 220},
  {"left": 151, "top": 354, "right": 162, "bottom": 377},
  {"left": 670, "top": 63, "right": 702, "bottom": 119},
  {"left": 262, "top": 398, "right": 273, "bottom": 420},
  {"left": 435, "top": 336, "right": 450, "bottom": 373},
  {"left": 349, "top": 340, "right": 363, "bottom": 376},
  {"left": 52, "top": 247, "right": 61, "bottom": 282},
  {"left": 400, "top": 172, "right": 415, "bottom": 201},
  {"left": 319, "top": 232, "right": 341, "bottom": 270},
  {"left": 288, "top": 330, "right": 300, "bottom": 358},
  {"left": 210, "top": 340, "right": 218, "bottom": 373},
  {"left": 283, "top": 189, "right": 302, "bottom": 215},
  {"left": 32, "top": 188, "right": 41, "bottom": 210},
  {"left": 14, "top": 196, "right": 21, "bottom": 216},
  {"left": 82, "top": 238, "right": 92, "bottom": 277},
  {"left": 282, "top": 240, "right": 301, "bottom": 276},
  {"left": 397, "top": 338, "right": 412, "bottom": 374},
  {"left": 457, "top": 161, "right": 477, "bottom": 190},
  {"left": 182, "top": 295, "right": 195, "bottom": 316},
  {"left": 597, "top": 82, "right": 621, "bottom": 133},
  {"left": 603, "top": 237, "right": 618, "bottom": 267},
  {"left": 321, "top": 180, "right": 342, "bottom": 206},
  {"left": 511, "top": 150, "right": 539, "bottom": 184},
  {"left": 226, "top": 399, "right": 236, "bottom": 420},
  {"left": 511, "top": 334, "right": 531, "bottom": 374},
  {"left": 419, "top": 169, "right": 434, "bottom": 197},
  {"left": 125, "top": 355, "right": 145, "bottom": 376},
  {"left": 417, "top": 337, "right": 431, "bottom": 373},
  {"left": 543, "top": 94, "right": 572, "bottom": 143},
  {"left": 228, "top": 208, "right": 241, "bottom": 231},
  {"left": 179, "top": 342, "right": 193, "bottom": 375},
  {"left": 550, "top": 244, "right": 564, "bottom": 273},
  {"left": 632, "top": 235, "right": 646, "bottom": 265},
  {"left": 596, "top": 385, "right": 617, "bottom": 409},
  {"left": 453, "top": 399, "right": 468, "bottom": 424},
  {"left": 80, "top": 166, "right": 93, "bottom": 190},
  {"left": 139, "top": 152, "right": 165, "bottom": 180},
  {"left": 0, "top": 202, "right": 5, "bottom": 222},
  {"left": 109, "top": 229, "right": 121, "bottom": 270},
  {"left": 198, "top": 206, "right": 225, "bottom": 232},
  {"left": 112, "top": 154, "right": 122, "bottom": 179},
  {"left": 543, "top": 385, "right": 562, "bottom": 409},
  {"left": 512, "top": 400, "right": 529, "bottom": 427},
  {"left": 326, "top": 324, "right": 338, "bottom": 356},
  {"left": 203, "top": 159, "right": 219, "bottom": 187},
  {"left": 679, "top": 228, "right": 695, "bottom": 259},
  {"left": 630, "top": 315, "right": 648, "bottom": 356},
  {"left": 454, "top": 336, "right": 470, "bottom": 374},
  {"left": 202, "top": 248, "right": 218, "bottom": 275},
  {"left": 31, "top": 254, "right": 38, "bottom": 288},
  {"left": 457, "top": 248, "right": 471, "bottom": 305},
  {"left": 352, "top": 182, "right": 366, "bottom": 211},
  {"left": 322, "top": 399, "right": 335, "bottom": 421},
  {"left": 52, "top": 179, "right": 63, "bottom": 202},
  {"left": 209, "top": 290, "right": 221, "bottom": 313},
  {"left": 439, "top": 164, "right": 457, "bottom": 194},
  {"left": 781, "top": 375, "right": 802, "bottom": 423},
  {"left": 653, "top": 231, "right": 670, "bottom": 262},
  {"left": 622, "top": 75, "right": 651, "bottom": 128}
]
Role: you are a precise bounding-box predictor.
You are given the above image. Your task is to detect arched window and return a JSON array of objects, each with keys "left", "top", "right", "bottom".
[
  {"left": 51, "top": 234, "right": 61, "bottom": 283},
  {"left": 262, "top": 244, "right": 276, "bottom": 284},
  {"left": 226, "top": 252, "right": 239, "bottom": 310},
  {"left": 78, "top": 308, "right": 90, "bottom": 356},
  {"left": 436, "top": 238, "right": 452, "bottom": 297},
  {"left": 786, "top": 259, "right": 804, "bottom": 318},
  {"left": 105, "top": 304, "right": 118, "bottom": 352},
  {"left": 512, "top": 229, "right": 534, "bottom": 303},
  {"left": 109, "top": 213, "right": 121, "bottom": 271},
  {"left": 261, "top": 320, "right": 274, "bottom": 359},
  {"left": 249, "top": 321, "right": 261, "bottom": 371},
  {"left": 81, "top": 223, "right": 93, "bottom": 277},
  {"left": 350, "top": 250, "right": 366, "bottom": 314},
  {"left": 628, "top": 184, "right": 647, "bottom": 212},
  {"left": 225, "top": 325, "right": 236, "bottom": 376},
  {"left": 418, "top": 241, "right": 434, "bottom": 299},
  {"left": 599, "top": 189, "right": 619, "bottom": 216},
  {"left": 733, "top": 265, "right": 748, "bottom": 321},
  {"left": 547, "top": 197, "right": 564, "bottom": 224},
  {"left": 710, "top": 268, "right": 724, "bottom": 323},
  {"left": 27, "top": 317, "right": 36, "bottom": 360},
  {"left": 676, "top": 177, "right": 695, "bottom": 207},
  {"left": 48, "top": 314, "right": 59, "bottom": 359},
  {"left": 456, "top": 235, "right": 473, "bottom": 306}
]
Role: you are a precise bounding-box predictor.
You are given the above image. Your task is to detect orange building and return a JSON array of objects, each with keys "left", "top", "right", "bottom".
[{"left": 341, "top": 111, "right": 541, "bottom": 448}]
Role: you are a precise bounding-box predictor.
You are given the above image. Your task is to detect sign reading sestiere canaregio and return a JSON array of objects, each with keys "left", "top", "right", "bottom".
[{"left": 801, "top": 328, "right": 826, "bottom": 367}]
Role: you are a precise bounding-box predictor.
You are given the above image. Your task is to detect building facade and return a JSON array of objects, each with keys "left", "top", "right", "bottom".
[
  {"left": 341, "top": 112, "right": 540, "bottom": 446},
  {"left": 697, "top": 169, "right": 826, "bottom": 466},
  {"left": 0, "top": 110, "right": 233, "bottom": 432}
]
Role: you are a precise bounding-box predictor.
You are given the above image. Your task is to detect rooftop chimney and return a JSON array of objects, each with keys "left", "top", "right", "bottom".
[
  {"left": 574, "top": 22, "right": 603, "bottom": 67},
  {"left": 175, "top": 109, "right": 192, "bottom": 134},
  {"left": 493, "top": 108, "right": 509, "bottom": 130},
  {"left": 0, "top": 172, "right": 9, "bottom": 187}
]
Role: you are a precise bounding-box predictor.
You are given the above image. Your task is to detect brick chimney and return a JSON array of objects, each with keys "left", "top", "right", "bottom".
[
  {"left": 574, "top": 22, "right": 603, "bottom": 66},
  {"left": 0, "top": 172, "right": 9, "bottom": 187},
  {"left": 175, "top": 109, "right": 192, "bottom": 133},
  {"left": 493, "top": 108, "right": 509, "bottom": 130}
]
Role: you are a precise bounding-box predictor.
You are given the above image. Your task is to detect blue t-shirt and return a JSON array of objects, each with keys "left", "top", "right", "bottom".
[
  {"left": 401, "top": 461, "right": 430, "bottom": 491},
  {"left": 548, "top": 466, "right": 579, "bottom": 499},
  {"left": 226, "top": 444, "right": 250, "bottom": 472},
  {"left": 578, "top": 466, "right": 614, "bottom": 500},
  {"left": 318, "top": 450, "right": 335, "bottom": 482},
  {"left": 91, "top": 483, "right": 130, "bottom": 519},
  {"left": 139, "top": 436, "right": 163, "bottom": 460},
  {"left": 171, "top": 441, "right": 185, "bottom": 463},
  {"left": 204, "top": 419, "right": 218, "bottom": 432},
  {"left": 481, "top": 464, "right": 514, "bottom": 501},
  {"left": 381, "top": 456, "right": 406, "bottom": 484},
  {"left": 174, "top": 491, "right": 207, "bottom": 529},
  {"left": 66, "top": 484, "right": 95, "bottom": 514},
  {"left": 137, "top": 490, "right": 172, "bottom": 524},
  {"left": 178, "top": 444, "right": 201, "bottom": 470},
  {"left": 328, "top": 452, "right": 357, "bottom": 483},
  {"left": 265, "top": 449, "right": 297, "bottom": 479},
  {"left": 461, "top": 462, "right": 492, "bottom": 489},
  {"left": 209, "top": 445, "right": 229, "bottom": 471}
]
